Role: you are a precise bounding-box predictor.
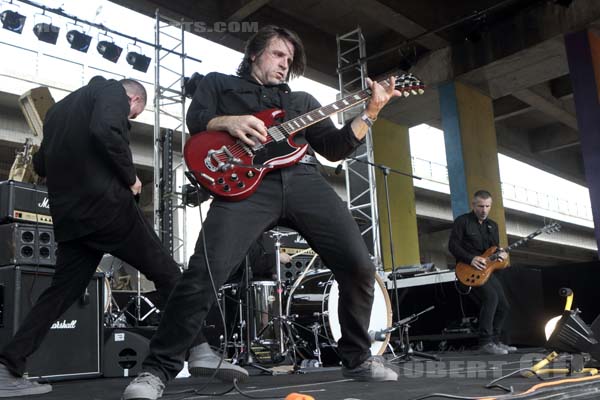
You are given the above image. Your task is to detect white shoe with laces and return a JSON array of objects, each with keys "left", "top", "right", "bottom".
[
  {"left": 496, "top": 342, "right": 517, "bottom": 353},
  {"left": 0, "top": 364, "right": 52, "bottom": 398},
  {"left": 341, "top": 356, "right": 398, "bottom": 382},
  {"left": 188, "top": 343, "right": 249, "bottom": 382},
  {"left": 121, "top": 372, "right": 165, "bottom": 400}
]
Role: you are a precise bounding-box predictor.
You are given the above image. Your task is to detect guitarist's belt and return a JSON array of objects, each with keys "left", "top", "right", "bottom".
[{"left": 298, "top": 154, "right": 319, "bottom": 165}]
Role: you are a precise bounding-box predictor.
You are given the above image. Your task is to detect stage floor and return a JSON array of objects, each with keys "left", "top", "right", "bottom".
[{"left": 30, "top": 349, "right": 600, "bottom": 400}]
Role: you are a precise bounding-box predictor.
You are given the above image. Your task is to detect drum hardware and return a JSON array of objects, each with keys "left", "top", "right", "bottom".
[
  {"left": 286, "top": 269, "right": 392, "bottom": 368},
  {"left": 342, "top": 156, "right": 421, "bottom": 343},
  {"left": 388, "top": 305, "right": 440, "bottom": 363}
]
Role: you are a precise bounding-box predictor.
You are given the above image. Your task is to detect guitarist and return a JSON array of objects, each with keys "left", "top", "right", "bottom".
[
  {"left": 448, "top": 190, "right": 516, "bottom": 355},
  {"left": 124, "top": 24, "right": 402, "bottom": 399}
]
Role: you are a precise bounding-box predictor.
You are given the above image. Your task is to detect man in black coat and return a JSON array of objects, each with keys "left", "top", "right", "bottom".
[
  {"left": 0, "top": 76, "right": 245, "bottom": 398},
  {"left": 448, "top": 190, "right": 515, "bottom": 355}
]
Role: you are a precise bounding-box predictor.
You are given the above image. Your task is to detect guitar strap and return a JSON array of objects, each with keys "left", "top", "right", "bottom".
[{"left": 277, "top": 87, "right": 292, "bottom": 122}]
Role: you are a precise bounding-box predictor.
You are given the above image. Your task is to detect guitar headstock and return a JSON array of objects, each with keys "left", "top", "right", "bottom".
[
  {"left": 541, "top": 222, "right": 562, "bottom": 234},
  {"left": 390, "top": 73, "right": 425, "bottom": 98}
]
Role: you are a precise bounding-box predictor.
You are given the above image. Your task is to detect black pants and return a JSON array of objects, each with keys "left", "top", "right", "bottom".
[
  {"left": 0, "top": 201, "right": 200, "bottom": 377},
  {"left": 143, "top": 164, "right": 376, "bottom": 382},
  {"left": 471, "top": 274, "right": 510, "bottom": 345}
]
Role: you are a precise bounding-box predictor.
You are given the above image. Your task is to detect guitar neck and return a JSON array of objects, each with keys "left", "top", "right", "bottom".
[{"left": 267, "top": 78, "right": 399, "bottom": 141}]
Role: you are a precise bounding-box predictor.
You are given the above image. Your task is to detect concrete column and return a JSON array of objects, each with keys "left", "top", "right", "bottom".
[
  {"left": 372, "top": 118, "right": 420, "bottom": 270},
  {"left": 564, "top": 30, "right": 600, "bottom": 253},
  {"left": 439, "top": 81, "right": 508, "bottom": 248}
]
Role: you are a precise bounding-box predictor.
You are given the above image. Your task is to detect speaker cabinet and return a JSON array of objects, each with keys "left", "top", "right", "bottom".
[
  {"left": 280, "top": 255, "right": 324, "bottom": 284},
  {"left": 103, "top": 328, "right": 150, "bottom": 377},
  {"left": 0, "top": 266, "right": 102, "bottom": 380},
  {"left": 0, "top": 223, "right": 57, "bottom": 267}
]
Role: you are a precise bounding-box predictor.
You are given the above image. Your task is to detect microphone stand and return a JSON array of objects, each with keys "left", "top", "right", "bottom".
[{"left": 342, "top": 156, "right": 420, "bottom": 344}]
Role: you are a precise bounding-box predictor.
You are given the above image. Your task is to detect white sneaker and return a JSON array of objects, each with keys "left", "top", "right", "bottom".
[
  {"left": 496, "top": 342, "right": 517, "bottom": 353},
  {"left": 122, "top": 372, "right": 165, "bottom": 400},
  {"left": 188, "top": 343, "right": 249, "bottom": 382},
  {"left": 480, "top": 342, "right": 508, "bottom": 355},
  {"left": 341, "top": 356, "right": 398, "bottom": 382},
  {"left": 0, "top": 364, "right": 52, "bottom": 398}
]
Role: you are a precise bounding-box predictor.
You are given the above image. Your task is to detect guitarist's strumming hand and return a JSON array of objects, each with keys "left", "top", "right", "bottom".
[
  {"left": 207, "top": 115, "right": 269, "bottom": 147},
  {"left": 471, "top": 256, "right": 487, "bottom": 271}
]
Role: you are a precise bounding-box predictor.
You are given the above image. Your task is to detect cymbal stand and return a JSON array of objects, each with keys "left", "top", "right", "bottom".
[{"left": 109, "top": 271, "right": 160, "bottom": 326}]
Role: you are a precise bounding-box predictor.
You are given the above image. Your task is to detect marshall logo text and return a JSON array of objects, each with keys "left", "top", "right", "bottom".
[
  {"left": 37, "top": 197, "right": 50, "bottom": 209},
  {"left": 50, "top": 320, "right": 77, "bottom": 330}
]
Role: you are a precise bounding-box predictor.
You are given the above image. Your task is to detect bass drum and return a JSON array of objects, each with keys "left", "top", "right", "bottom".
[{"left": 287, "top": 270, "right": 392, "bottom": 366}]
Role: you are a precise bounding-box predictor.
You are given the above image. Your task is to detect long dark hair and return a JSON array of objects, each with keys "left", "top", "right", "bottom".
[{"left": 237, "top": 25, "right": 306, "bottom": 81}]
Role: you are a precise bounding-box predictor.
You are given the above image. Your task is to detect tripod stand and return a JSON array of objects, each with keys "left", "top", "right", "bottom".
[
  {"left": 387, "top": 306, "right": 439, "bottom": 362},
  {"left": 103, "top": 258, "right": 160, "bottom": 327},
  {"left": 342, "top": 155, "right": 420, "bottom": 343}
]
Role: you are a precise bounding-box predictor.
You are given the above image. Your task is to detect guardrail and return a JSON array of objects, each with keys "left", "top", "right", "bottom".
[{"left": 411, "top": 156, "right": 592, "bottom": 221}]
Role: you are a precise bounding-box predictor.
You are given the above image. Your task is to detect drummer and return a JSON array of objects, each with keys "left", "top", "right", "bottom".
[{"left": 228, "top": 233, "right": 292, "bottom": 283}]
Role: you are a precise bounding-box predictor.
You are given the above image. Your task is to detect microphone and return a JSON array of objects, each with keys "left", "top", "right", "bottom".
[
  {"left": 334, "top": 163, "right": 343, "bottom": 175},
  {"left": 368, "top": 329, "right": 388, "bottom": 342},
  {"left": 559, "top": 287, "right": 573, "bottom": 297}
]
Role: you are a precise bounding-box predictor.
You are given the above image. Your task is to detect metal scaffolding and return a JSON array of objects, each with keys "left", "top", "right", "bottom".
[
  {"left": 153, "top": 10, "right": 189, "bottom": 266},
  {"left": 336, "top": 27, "right": 382, "bottom": 267}
]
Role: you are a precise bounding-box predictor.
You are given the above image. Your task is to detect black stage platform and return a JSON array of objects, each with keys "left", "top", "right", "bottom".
[{"left": 28, "top": 349, "right": 600, "bottom": 400}]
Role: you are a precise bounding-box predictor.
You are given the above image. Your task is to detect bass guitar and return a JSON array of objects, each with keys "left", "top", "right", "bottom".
[
  {"left": 455, "top": 222, "right": 562, "bottom": 287},
  {"left": 183, "top": 73, "right": 424, "bottom": 201}
]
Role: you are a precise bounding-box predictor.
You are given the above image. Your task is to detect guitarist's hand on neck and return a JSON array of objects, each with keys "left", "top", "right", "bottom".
[
  {"left": 350, "top": 77, "right": 403, "bottom": 141},
  {"left": 471, "top": 256, "right": 487, "bottom": 271}
]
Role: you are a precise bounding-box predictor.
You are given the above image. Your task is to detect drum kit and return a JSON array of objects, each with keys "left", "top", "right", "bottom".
[
  {"left": 95, "top": 229, "right": 435, "bottom": 369},
  {"left": 204, "top": 229, "right": 394, "bottom": 369}
]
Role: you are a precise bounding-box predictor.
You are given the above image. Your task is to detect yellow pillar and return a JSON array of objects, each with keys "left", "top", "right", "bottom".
[
  {"left": 440, "top": 81, "right": 508, "bottom": 248},
  {"left": 372, "top": 118, "right": 420, "bottom": 270}
]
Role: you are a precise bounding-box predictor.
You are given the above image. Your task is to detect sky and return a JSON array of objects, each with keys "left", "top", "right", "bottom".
[{"left": 0, "top": 0, "right": 593, "bottom": 260}]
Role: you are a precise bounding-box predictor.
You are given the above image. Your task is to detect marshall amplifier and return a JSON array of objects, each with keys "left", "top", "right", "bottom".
[
  {"left": 0, "top": 266, "right": 103, "bottom": 380},
  {"left": 0, "top": 180, "right": 52, "bottom": 225},
  {"left": 0, "top": 223, "right": 57, "bottom": 267}
]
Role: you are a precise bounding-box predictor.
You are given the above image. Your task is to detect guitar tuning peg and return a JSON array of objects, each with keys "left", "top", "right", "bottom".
[
  {"left": 417, "top": 88, "right": 425, "bottom": 95},
  {"left": 403, "top": 91, "right": 410, "bottom": 97},
  {"left": 410, "top": 89, "right": 417, "bottom": 95}
]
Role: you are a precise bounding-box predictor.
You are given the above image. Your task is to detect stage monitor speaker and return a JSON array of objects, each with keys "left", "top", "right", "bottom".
[
  {"left": 0, "top": 265, "right": 103, "bottom": 380},
  {"left": 103, "top": 328, "right": 150, "bottom": 377},
  {"left": 0, "top": 223, "right": 57, "bottom": 267}
]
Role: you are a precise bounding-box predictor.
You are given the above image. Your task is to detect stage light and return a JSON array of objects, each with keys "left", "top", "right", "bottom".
[
  {"left": 97, "top": 40, "right": 122, "bottom": 63},
  {"left": 33, "top": 22, "right": 60, "bottom": 44},
  {"left": 126, "top": 51, "right": 151, "bottom": 72},
  {"left": 0, "top": 10, "right": 26, "bottom": 34},
  {"left": 66, "top": 29, "right": 92, "bottom": 53},
  {"left": 544, "top": 288, "right": 600, "bottom": 361}
]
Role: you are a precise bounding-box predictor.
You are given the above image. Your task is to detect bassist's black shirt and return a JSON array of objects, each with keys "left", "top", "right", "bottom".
[
  {"left": 186, "top": 72, "right": 364, "bottom": 161},
  {"left": 448, "top": 211, "right": 500, "bottom": 265}
]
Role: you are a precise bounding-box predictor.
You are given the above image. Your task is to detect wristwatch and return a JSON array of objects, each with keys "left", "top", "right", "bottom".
[{"left": 360, "top": 112, "right": 377, "bottom": 128}]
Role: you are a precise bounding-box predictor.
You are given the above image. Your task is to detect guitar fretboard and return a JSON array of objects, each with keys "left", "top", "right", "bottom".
[{"left": 266, "top": 77, "right": 401, "bottom": 142}]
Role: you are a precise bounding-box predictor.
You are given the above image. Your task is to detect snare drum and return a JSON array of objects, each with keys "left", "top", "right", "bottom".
[{"left": 287, "top": 270, "right": 392, "bottom": 365}]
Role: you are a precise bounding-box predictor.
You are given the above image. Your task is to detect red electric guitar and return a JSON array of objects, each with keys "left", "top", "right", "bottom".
[{"left": 184, "top": 73, "right": 424, "bottom": 201}]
